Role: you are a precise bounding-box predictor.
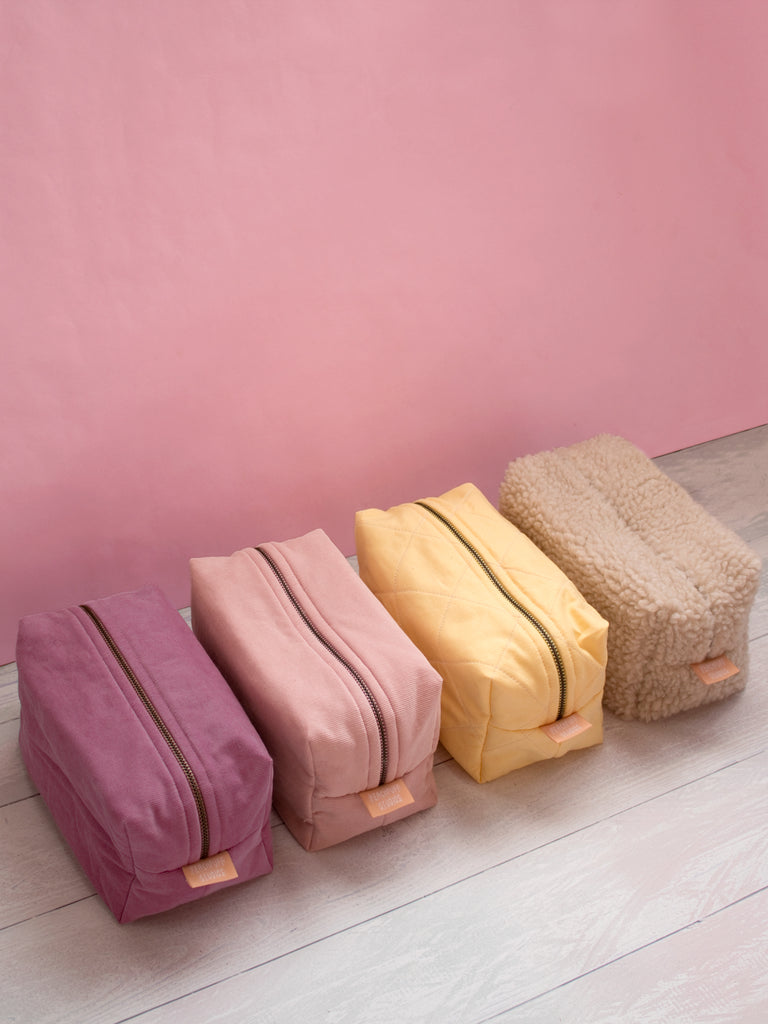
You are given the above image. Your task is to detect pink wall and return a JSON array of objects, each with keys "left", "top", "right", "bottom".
[{"left": 2, "top": 1, "right": 767, "bottom": 663}]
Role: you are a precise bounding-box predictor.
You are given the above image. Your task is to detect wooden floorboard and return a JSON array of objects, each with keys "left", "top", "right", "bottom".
[
  {"left": 126, "top": 752, "right": 768, "bottom": 1024},
  {"left": 493, "top": 886, "right": 768, "bottom": 1024},
  {"left": 1, "top": 424, "right": 766, "bottom": 1024}
]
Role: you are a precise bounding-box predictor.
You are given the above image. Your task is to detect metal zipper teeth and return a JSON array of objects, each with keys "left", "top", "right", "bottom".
[
  {"left": 80, "top": 604, "right": 210, "bottom": 861},
  {"left": 255, "top": 547, "right": 389, "bottom": 787},
  {"left": 415, "top": 501, "right": 568, "bottom": 720}
]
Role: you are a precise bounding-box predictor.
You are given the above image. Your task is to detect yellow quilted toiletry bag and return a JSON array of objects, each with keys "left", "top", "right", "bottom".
[{"left": 355, "top": 483, "right": 608, "bottom": 783}]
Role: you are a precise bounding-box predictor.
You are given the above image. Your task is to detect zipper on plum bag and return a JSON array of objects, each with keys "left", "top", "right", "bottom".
[
  {"left": 415, "top": 501, "right": 568, "bottom": 721},
  {"left": 80, "top": 604, "right": 210, "bottom": 860},
  {"left": 255, "top": 546, "right": 389, "bottom": 786}
]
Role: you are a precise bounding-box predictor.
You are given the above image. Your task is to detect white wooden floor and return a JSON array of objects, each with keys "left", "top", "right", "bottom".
[{"left": 1, "top": 425, "right": 766, "bottom": 1024}]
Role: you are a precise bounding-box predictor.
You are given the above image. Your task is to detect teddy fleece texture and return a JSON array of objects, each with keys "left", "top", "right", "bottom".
[{"left": 498, "top": 435, "right": 762, "bottom": 721}]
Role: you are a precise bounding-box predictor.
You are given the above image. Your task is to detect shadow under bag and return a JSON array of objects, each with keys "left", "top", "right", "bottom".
[
  {"left": 355, "top": 483, "right": 609, "bottom": 783},
  {"left": 190, "top": 529, "right": 443, "bottom": 851},
  {"left": 17, "top": 585, "right": 274, "bottom": 922}
]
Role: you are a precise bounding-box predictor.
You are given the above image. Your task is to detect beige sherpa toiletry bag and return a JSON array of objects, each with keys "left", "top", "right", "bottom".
[{"left": 498, "top": 434, "right": 761, "bottom": 721}]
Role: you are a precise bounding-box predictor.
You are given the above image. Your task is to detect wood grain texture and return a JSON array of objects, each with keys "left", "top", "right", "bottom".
[
  {"left": 1, "top": 425, "right": 766, "bottom": 1024},
  {"left": 111, "top": 753, "right": 768, "bottom": 1024},
  {"left": 495, "top": 887, "right": 768, "bottom": 1024},
  {"left": 0, "top": 662, "right": 21, "bottom": 725},
  {"left": 0, "top": 718, "right": 36, "bottom": 808},
  {"left": 656, "top": 424, "right": 767, "bottom": 640},
  {"left": 0, "top": 797, "right": 93, "bottom": 929}
]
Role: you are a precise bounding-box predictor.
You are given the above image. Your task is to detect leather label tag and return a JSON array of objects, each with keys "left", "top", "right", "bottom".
[
  {"left": 542, "top": 712, "right": 592, "bottom": 744},
  {"left": 182, "top": 850, "right": 239, "bottom": 889},
  {"left": 691, "top": 655, "right": 739, "bottom": 685},
  {"left": 359, "top": 778, "right": 415, "bottom": 818}
]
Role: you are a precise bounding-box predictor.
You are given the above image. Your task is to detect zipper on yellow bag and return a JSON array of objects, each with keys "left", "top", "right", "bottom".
[{"left": 414, "top": 502, "right": 569, "bottom": 722}]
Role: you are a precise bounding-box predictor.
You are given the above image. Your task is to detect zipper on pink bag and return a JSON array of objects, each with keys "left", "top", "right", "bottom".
[{"left": 254, "top": 547, "right": 389, "bottom": 787}]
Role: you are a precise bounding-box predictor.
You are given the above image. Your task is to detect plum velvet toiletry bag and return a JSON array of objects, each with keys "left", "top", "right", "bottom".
[
  {"left": 17, "top": 584, "right": 274, "bottom": 923},
  {"left": 190, "top": 529, "right": 443, "bottom": 852},
  {"left": 355, "top": 483, "right": 609, "bottom": 783}
]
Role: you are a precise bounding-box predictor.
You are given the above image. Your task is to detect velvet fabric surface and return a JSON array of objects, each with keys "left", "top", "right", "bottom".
[{"left": 17, "top": 585, "right": 274, "bottom": 922}]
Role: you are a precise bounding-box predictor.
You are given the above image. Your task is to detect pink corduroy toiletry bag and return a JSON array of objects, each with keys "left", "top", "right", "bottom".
[
  {"left": 190, "top": 529, "right": 443, "bottom": 852},
  {"left": 17, "top": 584, "right": 274, "bottom": 923}
]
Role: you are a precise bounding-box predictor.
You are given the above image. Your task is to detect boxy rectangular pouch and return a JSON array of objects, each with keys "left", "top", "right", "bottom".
[
  {"left": 190, "top": 529, "right": 443, "bottom": 852},
  {"left": 17, "top": 584, "right": 274, "bottom": 923},
  {"left": 355, "top": 483, "right": 609, "bottom": 783},
  {"left": 498, "top": 434, "right": 762, "bottom": 720}
]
